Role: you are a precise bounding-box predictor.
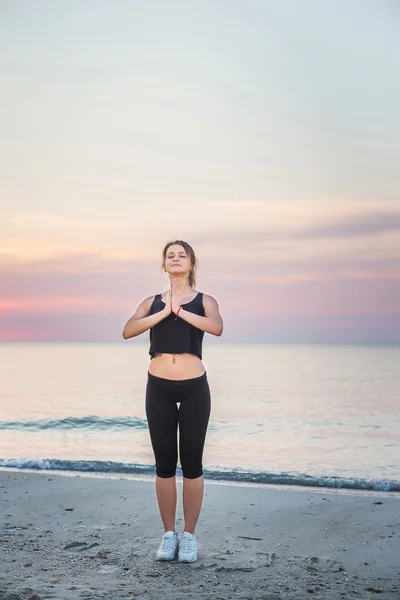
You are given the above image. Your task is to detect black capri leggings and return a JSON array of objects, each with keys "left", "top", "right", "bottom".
[{"left": 145, "top": 371, "right": 211, "bottom": 479}]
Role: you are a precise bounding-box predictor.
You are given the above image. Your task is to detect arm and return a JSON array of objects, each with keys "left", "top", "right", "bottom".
[
  {"left": 177, "top": 294, "right": 223, "bottom": 336},
  {"left": 122, "top": 296, "right": 169, "bottom": 339}
]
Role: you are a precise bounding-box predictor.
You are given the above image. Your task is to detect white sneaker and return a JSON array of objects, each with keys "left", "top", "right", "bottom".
[
  {"left": 178, "top": 531, "right": 198, "bottom": 563},
  {"left": 156, "top": 531, "right": 179, "bottom": 561}
]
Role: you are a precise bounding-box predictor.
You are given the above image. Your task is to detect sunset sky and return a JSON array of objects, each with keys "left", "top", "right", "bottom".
[{"left": 1, "top": 0, "right": 399, "bottom": 342}]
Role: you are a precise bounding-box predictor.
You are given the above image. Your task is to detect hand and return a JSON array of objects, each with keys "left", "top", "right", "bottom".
[
  {"left": 171, "top": 280, "right": 181, "bottom": 315},
  {"left": 162, "top": 279, "right": 179, "bottom": 316},
  {"left": 162, "top": 280, "right": 172, "bottom": 315}
]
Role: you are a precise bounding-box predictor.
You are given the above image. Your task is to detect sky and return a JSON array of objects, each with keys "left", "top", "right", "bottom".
[{"left": 1, "top": 0, "right": 399, "bottom": 343}]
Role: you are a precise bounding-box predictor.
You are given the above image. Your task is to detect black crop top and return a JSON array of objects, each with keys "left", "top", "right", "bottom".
[{"left": 149, "top": 292, "right": 205, "bottom": 359}]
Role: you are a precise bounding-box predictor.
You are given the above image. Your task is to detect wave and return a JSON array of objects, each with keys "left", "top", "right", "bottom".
[
  {"left": 0, "top": 458, "right": 398, "bottom": 492},
  {"left": 0, "top": 416, "right": 220, "bottom": 433},
  {"left": 0, "top": 416, "right": 148, "bottom": 431}
]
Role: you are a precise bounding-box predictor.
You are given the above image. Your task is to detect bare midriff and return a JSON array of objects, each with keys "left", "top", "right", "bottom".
[{"left": 148, "top": 353, "right": 205, "bottom": 380}]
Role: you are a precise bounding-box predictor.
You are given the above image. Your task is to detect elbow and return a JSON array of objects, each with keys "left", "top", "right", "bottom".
[
  {"left": 122, "top": 328, "right": 131, "bottom": 340},
  {"left": 123, "top": 326, "right": 140, "bottom": 340},
  {"left": 214, "top": 324, "right": 223, "bottom": 336}
]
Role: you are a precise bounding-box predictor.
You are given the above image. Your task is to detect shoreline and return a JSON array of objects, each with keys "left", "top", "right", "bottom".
[
  {"left": 1, "top": 466, "right": 399, "bottom": 498},
  {"left": 1, "top": 470, "right": 399, "bottom": 600}
]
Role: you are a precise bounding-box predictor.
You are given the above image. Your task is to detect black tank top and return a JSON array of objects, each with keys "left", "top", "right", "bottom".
[{"left": 149, "top": 292, "right": 205, "bottom": 359}]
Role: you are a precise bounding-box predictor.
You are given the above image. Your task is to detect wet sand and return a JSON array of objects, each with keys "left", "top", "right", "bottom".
[{"left": 0, "top": 470, "right": 399, "bottom": 599}]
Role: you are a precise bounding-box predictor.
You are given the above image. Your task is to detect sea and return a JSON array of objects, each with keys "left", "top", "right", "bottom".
[{"left": 0, "top": 342, "right": 399, "bottom": 493}]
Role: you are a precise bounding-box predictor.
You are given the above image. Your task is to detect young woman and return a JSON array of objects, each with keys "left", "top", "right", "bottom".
[{"left": 122, "top": 240, "right": 223, "bottom": 563}]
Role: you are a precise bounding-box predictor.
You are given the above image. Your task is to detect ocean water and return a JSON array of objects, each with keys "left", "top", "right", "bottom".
[{"left": 0, "top": 342, "right": 399, "bottom": 492}]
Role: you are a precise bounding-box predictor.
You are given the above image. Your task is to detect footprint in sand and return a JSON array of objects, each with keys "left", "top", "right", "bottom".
[{"left": 293, "top": 554, "right": 344, "bottom": 573}]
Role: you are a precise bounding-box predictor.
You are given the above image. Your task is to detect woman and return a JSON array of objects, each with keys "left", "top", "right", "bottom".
[{"left": 122, "top": 240, "right": 223, "bottom": 563}]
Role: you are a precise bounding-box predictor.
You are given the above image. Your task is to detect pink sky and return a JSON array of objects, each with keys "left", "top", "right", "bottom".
[{"left": 1, "top": 206, "right": 399, "bottom": 342}]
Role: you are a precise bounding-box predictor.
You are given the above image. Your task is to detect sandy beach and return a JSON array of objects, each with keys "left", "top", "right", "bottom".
[{"left": 0, "top": 471, "right": 398, "bottom": 600}]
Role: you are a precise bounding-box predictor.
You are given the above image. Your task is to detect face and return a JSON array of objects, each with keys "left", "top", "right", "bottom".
[{"left": 164, "top": 244, "right": 191, "bottom": 276}]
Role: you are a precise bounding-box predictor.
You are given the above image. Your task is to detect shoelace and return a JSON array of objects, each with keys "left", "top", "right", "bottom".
[
  {"left": 161, "top": 535, "right": 176, "bottom": 551},
  {"left": 180, "top": 536, "right": 195, "bottom": 553}
]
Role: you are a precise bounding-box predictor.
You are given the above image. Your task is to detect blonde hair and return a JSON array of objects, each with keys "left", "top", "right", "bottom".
[{"left": 162, "top": 240, "right": 198, "bottom": 288}]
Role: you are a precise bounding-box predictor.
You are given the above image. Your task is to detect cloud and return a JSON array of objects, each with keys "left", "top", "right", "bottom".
[
  {"left": 198, "top": 201, "right": 266, "bottom": 208},
  {"left": 0, "top": 297, "right": 113, "bottom": 316},
  {"left": 296, "top": 211, "right": 400, "bottom": 240},
  {"left": 1, "top": 206, "right": 399, "bottom": 341},
  {"left": 1, "top": 252, "right": 399, "bottom": 311},
  {"left": 191, "top": 210, "right": 400, "bottom": 247},
  {"left": 1, "top": 251, "right": 399, "bottom": 292},
  {"left": 2, "top": 206, "right": 400, "bottom": 268}
]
